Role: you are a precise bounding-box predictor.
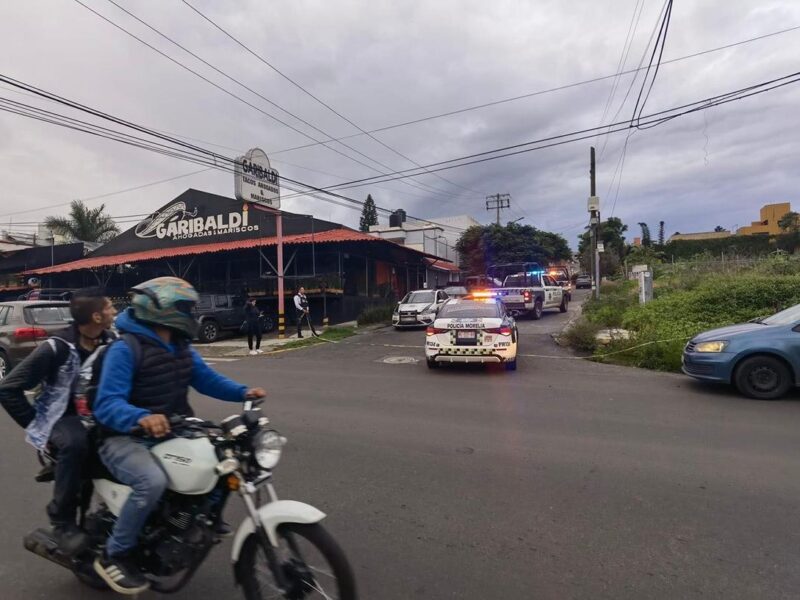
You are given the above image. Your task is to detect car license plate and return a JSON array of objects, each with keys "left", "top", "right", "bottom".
[
  {"left": 400, "top": 316, "right": 415, "bottom": 322},
  {"left": 457, "top": 331, "right": 476, "bottom": 340}
]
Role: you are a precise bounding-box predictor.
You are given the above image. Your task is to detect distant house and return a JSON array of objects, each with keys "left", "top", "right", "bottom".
[
  {"left": 737, "top": 203, "right": 792, "bottom": 236},
  {"left": 667, "top": 231, "right": 733, "bottom": 243}
]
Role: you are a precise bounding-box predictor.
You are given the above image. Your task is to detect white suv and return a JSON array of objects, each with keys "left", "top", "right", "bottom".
[{"left": 392, "top": 289, "right": 449, "bottom": 328}]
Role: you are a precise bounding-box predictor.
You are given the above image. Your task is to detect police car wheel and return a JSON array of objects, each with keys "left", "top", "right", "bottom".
[
  {"left": 505, "top": 359, "right": 517, "bottom": 371},
  {"left": 427, "top": 359, "right": 439, "bottom": 369},
  {"left": 531, "top": 301, "right": 543, "bottom": 320}
]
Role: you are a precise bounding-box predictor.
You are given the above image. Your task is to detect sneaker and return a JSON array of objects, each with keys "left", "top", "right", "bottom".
[
  {"left": 52, "top": 523, "right": 89, "bottom": 557},
  {"left": 94, "top": 552, "right": 149, "bottom": 595},
  {"left": 297, "top": 334, "right": 304, "bottom": 339},
  {"left": 249, "top": 350, "right": 258, "bottom": 356},
  {"left": 256, "top": 349, "right": 264, "bottom": 354}
]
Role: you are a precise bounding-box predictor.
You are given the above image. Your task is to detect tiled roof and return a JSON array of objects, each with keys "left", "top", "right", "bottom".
[{"left": 26, "top": 229, "right": 381, "bottom": 274}]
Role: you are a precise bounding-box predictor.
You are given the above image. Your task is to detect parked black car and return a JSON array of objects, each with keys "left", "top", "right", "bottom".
[
  {"left": 194, "top": 294, "right": 275, "bottom": 343},
  {"left": 0, "top": 301, "right": 73, "bottom": 379}
]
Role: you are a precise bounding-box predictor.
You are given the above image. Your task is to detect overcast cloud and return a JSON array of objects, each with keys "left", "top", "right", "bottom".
[{"left": 1, "top": 0, "right": 799, "bottom": 247}]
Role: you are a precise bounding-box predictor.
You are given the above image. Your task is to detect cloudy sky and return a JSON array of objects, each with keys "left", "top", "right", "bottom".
[{"left": 1, "top": 0, "right": 799, "bottom": 247}]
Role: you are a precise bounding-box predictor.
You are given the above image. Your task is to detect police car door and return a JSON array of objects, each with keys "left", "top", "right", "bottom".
[{"left": 542, "top": 275, "right": 563, "bottom": 308}]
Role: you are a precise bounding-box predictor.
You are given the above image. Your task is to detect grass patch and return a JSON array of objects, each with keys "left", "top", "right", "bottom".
[
  {"left": 276, "top": 326, "right": 357, "bottom": 351},
  {"left": 570, "top": 273, "right": 800, "bottom": 371}
]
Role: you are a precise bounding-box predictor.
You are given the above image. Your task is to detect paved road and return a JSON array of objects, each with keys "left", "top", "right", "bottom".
[{"left": 3, "top": 291, "right": 800, "bottom": 599}]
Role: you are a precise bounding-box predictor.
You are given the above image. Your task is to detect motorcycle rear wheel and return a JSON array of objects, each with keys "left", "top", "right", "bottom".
[{"left": 239, "top": 523, "right": 356, "bottom": 600}]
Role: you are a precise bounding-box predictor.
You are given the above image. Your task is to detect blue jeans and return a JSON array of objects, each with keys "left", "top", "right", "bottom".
[{"left": 98, "top": 436, "right": 168, "bottom": 557}]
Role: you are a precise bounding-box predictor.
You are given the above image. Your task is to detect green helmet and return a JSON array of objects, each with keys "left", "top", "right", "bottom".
[{"left": 129, "top": 277, "right": 199, "bottom": 338}]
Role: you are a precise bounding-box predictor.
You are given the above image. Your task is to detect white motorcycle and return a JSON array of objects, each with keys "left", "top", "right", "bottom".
[{"left": 25, "top": 400, "right": 357, "bottom": 599}]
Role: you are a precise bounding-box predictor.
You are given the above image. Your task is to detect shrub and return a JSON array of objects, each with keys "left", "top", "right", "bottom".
[
  {"left": 357, "top": 304, "right": 395, "bottom": 326},
  {"left": 562, "top": 318, "right": 602, "bottom": 353},
  {"left": 582, "top": 280, "right": 637, "bottom": 327}
]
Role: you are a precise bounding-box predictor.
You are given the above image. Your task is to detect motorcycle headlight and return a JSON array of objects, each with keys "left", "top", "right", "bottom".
[
  {"left": 694, "top": 341, "right": 727, "bottom": 353},
  {"left": 253, "top": 430, "right": 287, "bottom": 469}
]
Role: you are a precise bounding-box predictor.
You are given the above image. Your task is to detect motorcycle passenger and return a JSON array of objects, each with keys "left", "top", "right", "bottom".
[
  {"left": 91, "top": 277, "right": 265, "bottom": 595},
  {"left": 0, "top": 288, "right": 117, "bottom": 555}
]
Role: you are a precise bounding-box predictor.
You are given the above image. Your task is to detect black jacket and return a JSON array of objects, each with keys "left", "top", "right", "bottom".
[{"left": 0, "top": 325, "right": 114, "bottom": 429}]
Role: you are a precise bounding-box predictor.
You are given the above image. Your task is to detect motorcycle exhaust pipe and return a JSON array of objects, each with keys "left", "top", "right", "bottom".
[{"left": 24, "top": 528, "right": 73, "bottom": 571}]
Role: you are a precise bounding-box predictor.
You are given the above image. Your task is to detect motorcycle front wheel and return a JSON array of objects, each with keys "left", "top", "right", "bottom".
[{"left": 239, "top": 523, "right": 356, "bottom": 600}]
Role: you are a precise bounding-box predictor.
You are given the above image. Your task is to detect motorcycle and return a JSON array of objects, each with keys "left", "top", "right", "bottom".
[{"left": 24, "top": 399, "right": 358, "bottom": 599}]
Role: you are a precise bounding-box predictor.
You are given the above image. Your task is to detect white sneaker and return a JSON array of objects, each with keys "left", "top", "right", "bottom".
[
  {"left": 249, "top": 350, "right": 257, "bottom": 356},
  {"left": 256, "top": 349, "right": 264, "bottom": 354}
]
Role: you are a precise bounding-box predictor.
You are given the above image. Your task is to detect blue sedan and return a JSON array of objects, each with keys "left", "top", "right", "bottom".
[{"left": 682, "top": 303, "right": 800, "bottom": 399}]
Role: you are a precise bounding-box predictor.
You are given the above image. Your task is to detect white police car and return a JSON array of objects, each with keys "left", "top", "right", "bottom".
[{"left": 425, "top": 297, "right": 518, "bottom": 370}]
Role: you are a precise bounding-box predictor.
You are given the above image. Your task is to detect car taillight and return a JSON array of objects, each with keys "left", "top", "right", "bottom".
[
  {"left": 426, "top": 327, "right": 446, "bottom": 336},
  {"left": 485, "top": 327, "right": 513, "bottom": 336},
  {"left": 523, "top": 291, "right": 532, "bottom": 301},
  {"left": 14, "top": 327, "right": 48, "bottom": 341}
]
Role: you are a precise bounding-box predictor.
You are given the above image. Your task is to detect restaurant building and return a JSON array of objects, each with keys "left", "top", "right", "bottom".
[{"left": 26, "top": 189, "right": 460, "bottom": 323}]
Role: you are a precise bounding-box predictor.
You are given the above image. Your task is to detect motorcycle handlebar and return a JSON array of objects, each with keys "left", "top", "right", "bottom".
[{"left": 130, "top": 414, "right": 186, "bottom": 437}]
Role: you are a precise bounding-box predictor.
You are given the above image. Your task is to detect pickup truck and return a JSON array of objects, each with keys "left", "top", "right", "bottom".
[{"left": 492, "top": 272, "right": 568, "bottom": 319}]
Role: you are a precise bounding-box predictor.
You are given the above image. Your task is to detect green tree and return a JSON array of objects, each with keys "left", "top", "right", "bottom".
[
  {"left": 638, "top": 222, "right": 652, "bottom": 247},
  {"left": 714, "top": 225, "right": 727, "bottom": 232},
  {"left": 778, "top": 211, "right": 800, "bottom": 233},
  {"left": 578, "top": 217, "right": 628, "bottom": 272},
  {"left": 456, "top": 222, "right": 572, "bottom": 275},
  {"left": 359, "top": 194, "right": 379, "bottom": 232},
  {"left": 44, "top": 200, "right": 119, "bottom": 242}
]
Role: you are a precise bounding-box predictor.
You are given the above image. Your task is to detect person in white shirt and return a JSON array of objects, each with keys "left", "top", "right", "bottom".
[{"left": 293, "top": 287, "right": 317, "bottom": 338}]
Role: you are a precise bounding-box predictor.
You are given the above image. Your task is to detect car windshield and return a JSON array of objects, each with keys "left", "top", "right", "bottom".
[
  {"left": 438, "top": 302, "right": 501, "bottom": 319},
  {"left": 503, "top": 274, "right": 542, "bottom": 287},
  {"left": 761, "top": 303, "right": 800, "bottom": 326},
  {"left": 403, "top": 291, "right": 435, "bottom": 304},
  {"left": 444, "top": 287, "right": 468, "bottom": 296},
  {"left": 26, "top": 305, "right": 72, "bottom": 324}
]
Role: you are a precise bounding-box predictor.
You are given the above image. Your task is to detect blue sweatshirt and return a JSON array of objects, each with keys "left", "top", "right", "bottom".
[{"left": 94, "top": 309, "right": 248, "bottom": 433}]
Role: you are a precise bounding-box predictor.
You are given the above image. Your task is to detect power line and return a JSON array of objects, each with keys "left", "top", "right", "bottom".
[
  {"left": 631, "top": 0, "right": 674, "bottom": 127},
  {"left": 0, "top": 168, "right": 213, "bottom": 218},
  {"left": 2, "top": 70, "right": 798, "bottom": 235},
  {"left": 260, "top": 23, "right": 800, "bottom": 157},
  {"left": 80, "top": 0, "right": 472, "bottom": 204},
  {"left": 594, "top": 0, "right": 647, "bottom": 147},
  {"left": 179, "top": 0, "right": 483, "bottom": 198}
]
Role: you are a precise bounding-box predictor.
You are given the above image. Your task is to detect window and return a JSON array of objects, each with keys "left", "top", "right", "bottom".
[
  {"left": 196, "top": 296, "right": 213, "bottom": 309},
  {"left": 214, "top": 295, "right": 230, "bottom": 308},
  {"left": 0, "top": 306, "right": 9, "bottom": 325},
  {"left": 25, "top": 305, "right": 72, "bottom": 325},
  {"left": 438, "top": 302, "right": 501, "bottom": 319},
  {"left": 403, "top": 291, "right": 436, "bottom": 304}
]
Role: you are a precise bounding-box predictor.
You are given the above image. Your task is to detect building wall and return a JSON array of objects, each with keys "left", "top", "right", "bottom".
[
  {"left": 737, "top": 202, "right": 791, "bottom": 236},
  {"left": 668, "top": 231, "right": 733, "bottom": 242}
]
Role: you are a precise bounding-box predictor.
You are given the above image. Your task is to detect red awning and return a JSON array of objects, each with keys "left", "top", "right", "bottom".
[
  {"left": 26, "top": 228, "right": 381, "bottom": 275},
  {"left": 424, "top": 257, "right": 461, "bottom": 272}
]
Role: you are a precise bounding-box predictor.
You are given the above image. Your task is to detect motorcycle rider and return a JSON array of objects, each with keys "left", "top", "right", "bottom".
[
  {"left": 0, "top": 288, "right": 117, "bottom": 555},
  {"left": 90, "top": 277, "right": 265, "bottom": 594}
]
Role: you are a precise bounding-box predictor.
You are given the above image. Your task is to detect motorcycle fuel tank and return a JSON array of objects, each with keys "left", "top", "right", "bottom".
[{"left": 151, "top": 437, "right": 219, "bottom": 495}]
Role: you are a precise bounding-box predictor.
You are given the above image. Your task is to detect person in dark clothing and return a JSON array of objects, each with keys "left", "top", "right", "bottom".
[
  {"left": 0, "top": 288, "right": 116, "bottom": 555},
  {"left": 91, "top": 277, "right": 265, "bottom": 595},
  {"left": 244, "top": 297, "right": 262, "bottom": 355}
]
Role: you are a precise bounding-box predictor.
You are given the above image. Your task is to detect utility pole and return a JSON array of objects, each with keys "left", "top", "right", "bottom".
[
  {"left": 588, "top": 147, "right": 601, "bottom": 299},
  {"left": 486, "top": 193, "right": 511, "bottom": 225}
]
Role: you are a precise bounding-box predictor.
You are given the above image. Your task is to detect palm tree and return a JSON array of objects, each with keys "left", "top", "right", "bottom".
[{"left": 45, "top": 200, "right": 119, "bottom": 243}]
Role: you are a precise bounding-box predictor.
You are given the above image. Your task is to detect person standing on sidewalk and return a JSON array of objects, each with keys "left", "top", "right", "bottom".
[
  {"left": 244, "top": 297, "right": 263, "bottom": 355},
  {"left": 293, "top": 286, "right": 317, "bottom": 338}
]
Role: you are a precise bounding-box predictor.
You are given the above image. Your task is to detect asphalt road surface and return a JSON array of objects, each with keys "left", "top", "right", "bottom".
[{"left": 3, "top": 290, "right": 800, "bottom": 599}]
